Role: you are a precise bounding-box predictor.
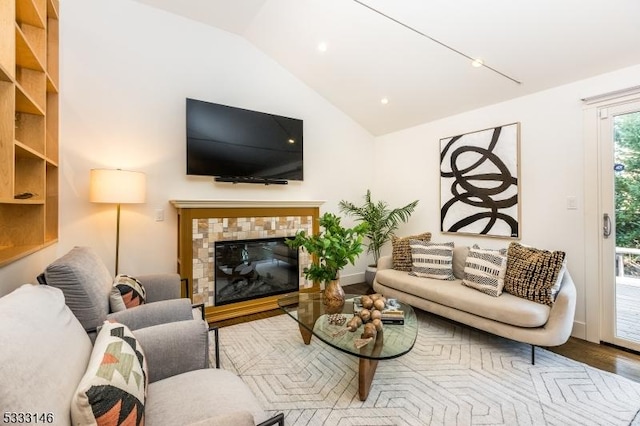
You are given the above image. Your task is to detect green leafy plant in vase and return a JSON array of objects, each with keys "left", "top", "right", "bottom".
[
  {"left": 339, "top": 190, "right": 419, "bottom": 285},
  {"left": 286, "top": 212, "right": 368, "bottom": 312}
]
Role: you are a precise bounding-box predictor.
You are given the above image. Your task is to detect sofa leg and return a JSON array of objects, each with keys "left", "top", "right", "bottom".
[
  {"left": 531, "top": 345, "right": 535, "bottom": 365},
  {"left": 208, "top": 326, "right": 220, "bottom": 369}
]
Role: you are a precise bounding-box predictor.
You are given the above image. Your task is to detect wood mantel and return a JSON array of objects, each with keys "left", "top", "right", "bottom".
[
  {"left": 170, "top": 200, "right": 325, "bottom": 209},
  {"left": 170, "top": 200, "right": 324, "bottom": 323}
]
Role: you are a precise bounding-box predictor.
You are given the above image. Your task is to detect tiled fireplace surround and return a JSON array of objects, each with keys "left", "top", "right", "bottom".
[{"left": 170, "top": 200, "right": 323, "bottom": 321}]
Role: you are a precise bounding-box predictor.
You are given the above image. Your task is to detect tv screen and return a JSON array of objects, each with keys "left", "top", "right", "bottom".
[{"left": 186, "top": 98, "right": 303, "bottom": 182}]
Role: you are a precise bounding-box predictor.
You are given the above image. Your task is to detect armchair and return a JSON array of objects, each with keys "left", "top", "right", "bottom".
[
  {"left": 39, "top": 246, "right": 195, "bottom": 340},
  {"left": 0, "top": 284, "right": 284, "bottom": 425}
]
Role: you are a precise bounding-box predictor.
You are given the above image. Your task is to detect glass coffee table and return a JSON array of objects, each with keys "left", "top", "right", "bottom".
[{"left": 278, "top": 292, "right": 418, "bottom": 401}]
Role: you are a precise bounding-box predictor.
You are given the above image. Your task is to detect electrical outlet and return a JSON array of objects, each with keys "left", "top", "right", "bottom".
[
  {"left": 566, "top": 196, "right": 578, "bottom": 210},
  {"left": 155, "top": 209, "right": 164, "bottom": 222}
]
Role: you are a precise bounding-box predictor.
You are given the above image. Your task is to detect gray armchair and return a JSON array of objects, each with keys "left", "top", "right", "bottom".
[
  {"left": 0, "top": 284, "right": 283, "bottom": 425},
  {"left": 39, "top": 246, "right": 195, "bottom": 340}
]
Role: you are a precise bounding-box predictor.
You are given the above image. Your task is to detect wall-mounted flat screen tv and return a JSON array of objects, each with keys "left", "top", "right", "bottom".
[{"left": 186, "top": 98, "right": 303, "bottom": 183}]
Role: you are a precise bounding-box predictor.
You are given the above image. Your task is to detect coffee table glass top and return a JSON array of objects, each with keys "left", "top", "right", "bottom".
[{"left": 278, "top": 292, "right": 418, "bottom": 360}]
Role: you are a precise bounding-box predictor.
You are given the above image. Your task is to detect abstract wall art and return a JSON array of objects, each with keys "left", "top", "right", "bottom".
[{"left": 440, "top": 122, "right": 520, "bottom": 238}]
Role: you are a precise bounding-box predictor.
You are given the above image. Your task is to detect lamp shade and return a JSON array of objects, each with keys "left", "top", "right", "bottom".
[{"left": 89, "top": 169, "right": 146, "bottom": 204}]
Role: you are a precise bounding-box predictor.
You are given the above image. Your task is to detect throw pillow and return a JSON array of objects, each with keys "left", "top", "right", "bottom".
[
  {"left": 392, "top": 232, "right": 432, "bottom": 271},
  {"left": 461, "top": 246, "right": 508, "bottom": 297},
  {"left": 409, "top": 240, "right": 455, "bottom": 280},
  {"left": 72, "top": 321, "right": 148, "bottom": 426},
  {"left": 503, "top": 242, "right": 566, "bottom": 306},
  {"left": 109, "top": 275, "right": 146, "bottom": 312}
]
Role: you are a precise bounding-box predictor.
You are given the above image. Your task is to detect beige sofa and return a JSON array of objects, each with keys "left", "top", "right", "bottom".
[{"left": 373, "top": 246, "right": 576, "bottom": 362}]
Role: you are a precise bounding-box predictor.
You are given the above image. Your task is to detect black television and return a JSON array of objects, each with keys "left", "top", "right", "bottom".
[{"left": 186, "top": 98, "right": 303, "bottom": 184}]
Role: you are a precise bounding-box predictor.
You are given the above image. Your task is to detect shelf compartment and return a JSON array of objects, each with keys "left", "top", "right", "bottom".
[
  {"left": 45, "top": 91, "right": 57, "bottom": 162},
  {"left": 15, "top": 82, "right": 44, "bottom": 115},
  {"left": 15, "top": 111, "right": 44, "bottom": 153},
  {"left": 0, "top": 64, "right": 12, "bottom": 83},
  {"left": 0, "top": 82, "right": 14, "bottom": 200},
  {"left": 14, "top": 145, "right": 45, "bottom": 201},
  {"left": 0, "top": 203, "right": 44, "bottom": 244},
  {"left": 47, "top": 0, "right": 58, "bottom": 20},
  {"left": 44, "top": 162, "right": 57, "bottom": 241},
  {"left": 15, "top": 67, "right": 45, "bottom": 110},
  {"left": 15, "top": 24, "right": 44, "bottom": 71},
  {"left": 46, "top": 16, "right": 58, "bottom": 89},
  {"left": 16, "top": 0, "right": 45, "bottom": 28},
  {"left": 0, "top": 2, "right": 16, "bottom": 77}
]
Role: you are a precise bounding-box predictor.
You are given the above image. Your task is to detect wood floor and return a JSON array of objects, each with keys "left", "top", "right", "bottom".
[{"left": 210, "top": 282, "right": 640, "bottom": 384}]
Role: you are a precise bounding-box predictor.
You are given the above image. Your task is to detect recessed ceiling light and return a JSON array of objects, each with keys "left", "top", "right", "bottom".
[
  {"left": 317, "top": 42, "right": 328, "bottom": 52},
  {"left": 288, "top": 138, "right": 295, "bottom": 144},
  {"left": 471, "top": 58, "right": 484, "bottom": 68},
  {"left": 380, "top": 97, "right": 389, "bottom": 105}
]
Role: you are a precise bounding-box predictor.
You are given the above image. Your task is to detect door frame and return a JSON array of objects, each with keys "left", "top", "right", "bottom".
[{"left": 584, "top": 90, "right": 640, "bottom": 345}]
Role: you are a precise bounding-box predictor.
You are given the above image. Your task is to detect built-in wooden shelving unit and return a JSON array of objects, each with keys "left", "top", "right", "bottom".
[{"left": 0, "top": 0, "right": 59, "bottom": 267}]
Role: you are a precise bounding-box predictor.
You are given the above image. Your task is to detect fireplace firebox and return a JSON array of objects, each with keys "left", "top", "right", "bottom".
[{"left": 214, "top": 237, "right": 299, "bottom": 306}]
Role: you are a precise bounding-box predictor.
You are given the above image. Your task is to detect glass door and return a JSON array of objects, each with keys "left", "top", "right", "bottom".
[{"left": 600, "top": 102, "right": 640, "bottom": 351}]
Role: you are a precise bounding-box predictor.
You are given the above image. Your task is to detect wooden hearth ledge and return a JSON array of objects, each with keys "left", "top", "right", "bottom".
[{"left": 170, "top": 200, "right": 324, "bottom": 323}]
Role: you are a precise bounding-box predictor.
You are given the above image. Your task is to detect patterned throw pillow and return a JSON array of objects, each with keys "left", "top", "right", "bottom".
[
  {"left": 109, "top": 275, "right": 146, "bottom": 312},
  {"left": 503, "top": 242, "right": 566, "bottom": 306},
  {"left": 72, "top": 322, "right": 148, "bottom": 426},
  {"left": 461, "top": 246, "right": 508, "bottom": 297},
  {"left": 409, "top": 240, "right": 455, "bottom": 280},
  {"left": 392, "top": 232, "right": 432, "bottom": 271}
]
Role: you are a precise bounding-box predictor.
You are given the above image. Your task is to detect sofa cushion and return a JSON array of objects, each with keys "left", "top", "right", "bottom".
[
  {"left": 375, "top": 269, "right": 551, "bottom": 327},
  {"left": 110, "top": 274, "right": 147, "bottom": 312},
  {"left": 0, "top": 284, "right": 92, "bottom": 426},
  {"left": 409, "top": 240, "right": 455, "bottom": 280},
  {"left": 452, "top": 246, "right": 470, "bottom": 279},
  {"left": 504, "top": 242, "right": 566, "bottom": 306},
  {"left": 461, "top": 246, "right": 508, "bottom": 297},
  {"left": 72, "top": 321, "right": 148, "bottom": 426},
  {"left": 146, "top": 369, "right": 269, "bottom": 425},
  {"left": 43, "top": 246, "right": 113, "bottom": 332},
  {"left": 391, "top": 232, "right": 432, "bottom": 271}
]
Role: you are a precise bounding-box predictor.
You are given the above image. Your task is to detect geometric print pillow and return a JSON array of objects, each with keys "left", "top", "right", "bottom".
[
  {"left": 72, "top": 321, "right": 148, "bottom": 426},
  {"left": 503, "top": 242, "right": 566, "bottom": 306},
  {"left": 409, "top": 240, "right": 455, "bottom": 280},
  {"left": 461, "top": 246, "right": 508, "bottom": 297},
  {"left": 109, "top": 275, "right": 146, "bottom": 312}
]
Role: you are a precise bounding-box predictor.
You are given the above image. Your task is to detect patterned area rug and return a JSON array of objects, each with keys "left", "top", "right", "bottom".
[{"left": 212, "top": 311, "right": 640, "bottom": 426}]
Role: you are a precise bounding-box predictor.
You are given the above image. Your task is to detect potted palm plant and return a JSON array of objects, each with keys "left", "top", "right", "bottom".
[
  {"left": 339, "top": 190, "right": 419, "bottom": 285},
  {"left": 286, "top": 213, "right": 368, "bottom": 312}
]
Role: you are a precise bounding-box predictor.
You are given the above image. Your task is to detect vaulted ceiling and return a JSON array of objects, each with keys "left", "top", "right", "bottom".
[{"left": 132, "top": 0, "right": 640, "bottom": 135}]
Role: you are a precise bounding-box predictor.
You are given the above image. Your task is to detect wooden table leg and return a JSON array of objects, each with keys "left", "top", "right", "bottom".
[
  {"left": 358, "top": 357, "right": 379, "bottom": 401},
  {"left": 299, "top": 324, "right": 312, "bottom": 345}
]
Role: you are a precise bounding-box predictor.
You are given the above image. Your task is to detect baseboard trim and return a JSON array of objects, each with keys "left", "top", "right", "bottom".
[{"left": 571, "top": 320, "right": 587, "bottom": 340}]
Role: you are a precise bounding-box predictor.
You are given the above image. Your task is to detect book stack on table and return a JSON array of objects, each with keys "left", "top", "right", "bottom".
[{"left": 380, "top": 309, "right": 405, "bottom": 325}]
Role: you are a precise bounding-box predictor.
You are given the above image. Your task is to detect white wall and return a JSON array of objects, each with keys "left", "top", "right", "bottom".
[
  {"left": 373, "top": 63, "right": 640, "bottom": 338},
  {"left": 0, "top": 0, "right": 376, "bottom": 295}
]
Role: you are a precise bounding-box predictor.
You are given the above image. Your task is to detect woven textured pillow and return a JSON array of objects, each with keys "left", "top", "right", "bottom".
[
  {"left": 409, "top": 240, "right": 455, "bottom": 280},
  {"left": 72, "top": 321, "right": 148, "bottom": 426},
  {"left": 461, "top": 246, "right": 508, "bottom": 297},
  {"left": 391, "top": 232, "right": 432, "bottom": 271},
  {"left": 503, "top": 242, "right": 566, "bottom": 306},
  {"left": 109, "top": 275, "right": 146, "bottom": 312}
]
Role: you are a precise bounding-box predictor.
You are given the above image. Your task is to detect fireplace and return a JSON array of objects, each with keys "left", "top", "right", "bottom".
[{"left": 214, "top": 237, "right": 299, "bottom": 306}]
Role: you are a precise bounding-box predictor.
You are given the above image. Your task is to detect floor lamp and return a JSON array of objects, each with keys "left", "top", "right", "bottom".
[{"left": 89, "top": 169, "right": 146, "bottom": 275}]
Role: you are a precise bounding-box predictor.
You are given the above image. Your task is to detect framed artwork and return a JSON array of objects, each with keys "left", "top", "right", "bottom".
[{"left": 440, "top": 122, "right": 520, "bottom": 238}]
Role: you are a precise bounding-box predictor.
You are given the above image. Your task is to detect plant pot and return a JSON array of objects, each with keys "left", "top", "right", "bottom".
[
  {"left": 323, "top": 279, "right": 345, "bottom": 314},
  {"left": 364, "top": 265, "right": 377, "bottom": 286}
]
